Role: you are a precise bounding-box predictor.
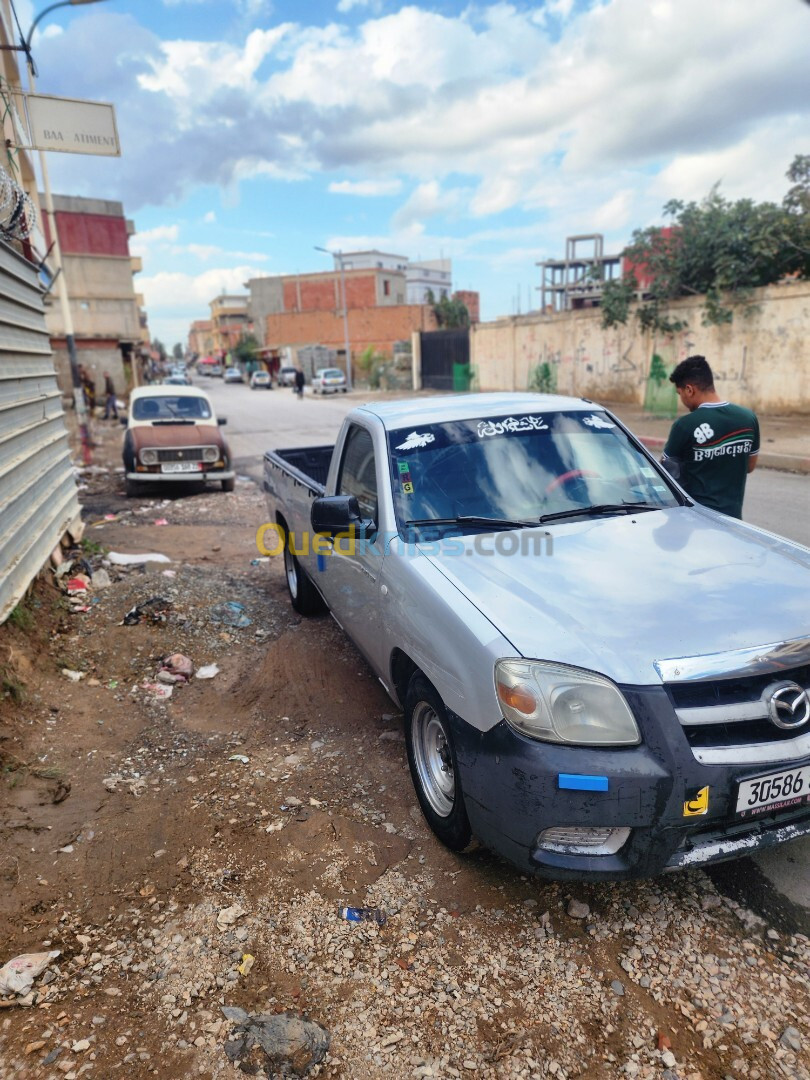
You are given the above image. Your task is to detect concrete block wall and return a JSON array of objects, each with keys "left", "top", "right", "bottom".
[{"left": 471, "top": 281, "right": 810, "bottom": 413}]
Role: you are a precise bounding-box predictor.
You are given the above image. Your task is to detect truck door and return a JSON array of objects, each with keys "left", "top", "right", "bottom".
[{"left": 318, "top": 422, "right": 385, "bottom": 671}]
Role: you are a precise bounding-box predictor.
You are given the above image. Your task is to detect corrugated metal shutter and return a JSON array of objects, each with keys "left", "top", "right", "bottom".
[{"left": 0, "top": 240, "right": 80, "bottom": 623}]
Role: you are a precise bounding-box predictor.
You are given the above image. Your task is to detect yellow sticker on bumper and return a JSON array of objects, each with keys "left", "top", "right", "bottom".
[{"left": 683, "top": 786, "right": 709, "bottom": 817}]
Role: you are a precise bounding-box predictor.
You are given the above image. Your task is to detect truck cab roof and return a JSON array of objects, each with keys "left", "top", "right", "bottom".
[{"left": 355, "top": 392, "right": 600, "bottom": 429}]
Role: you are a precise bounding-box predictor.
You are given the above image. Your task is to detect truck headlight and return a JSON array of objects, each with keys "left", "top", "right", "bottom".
[
  {"left": 140, "top": 448, "right": 158, "bottom": 465},
  {"left": 495, "top": 659, "right": 640, "bottom": 746}
]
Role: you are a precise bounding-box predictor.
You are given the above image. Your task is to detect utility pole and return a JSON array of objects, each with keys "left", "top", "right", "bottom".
[{"left": 315, "top": 245, "right": 352, "bottom": 390}]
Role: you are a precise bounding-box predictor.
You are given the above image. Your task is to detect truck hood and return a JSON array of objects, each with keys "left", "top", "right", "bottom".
[{"left": 418, "top": 507, "right": 810, "bottom": 686}]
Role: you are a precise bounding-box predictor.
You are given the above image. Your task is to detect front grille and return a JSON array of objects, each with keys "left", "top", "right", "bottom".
[
  {"left": 666, "top": 663, "right": 810, "bottom": 765},
  {"left": 156, "top": 447, "right": 206, "bottom": 462}
]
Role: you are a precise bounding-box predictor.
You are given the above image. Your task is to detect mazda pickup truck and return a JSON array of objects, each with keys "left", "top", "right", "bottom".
[{"left": 262, "top": 392, "right": 810, "bottom": 880}]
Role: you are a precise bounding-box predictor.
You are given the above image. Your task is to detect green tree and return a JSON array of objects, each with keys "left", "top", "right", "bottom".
[
  {"left": 152, "top": 338, "right": 167, "bottom": 360},
  {"left": 172, "top": 343, "right": 184, "bottom": 360},
  {"left": 432, "top": 294, "right": 470, "bottom": 329},
  {"left": 602, "top": 156, "right": 810, "bottom": 333},
  {"left": 233, "top": 333, "right": 260, "bottom": 365}
]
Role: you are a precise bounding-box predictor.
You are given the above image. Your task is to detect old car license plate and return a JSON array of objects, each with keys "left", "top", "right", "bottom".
[
  {"left": 161, "top": 461, "right": 201, "bottom": 474},
  {"left": 736, "top": 765, "right": 810, "bottom": 815}
]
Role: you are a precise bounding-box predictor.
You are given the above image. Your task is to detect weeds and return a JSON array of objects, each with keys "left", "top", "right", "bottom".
[
  {"left": 80, "top": 537, "right": 107, "bottom": 557},
  {"left": 7, "top": 604, "right": 33, "bottom": 632}
]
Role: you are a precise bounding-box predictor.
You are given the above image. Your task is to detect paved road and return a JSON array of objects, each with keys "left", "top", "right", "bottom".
[{"left": 202, "top": 374, "right": 810, "bottom": 927}]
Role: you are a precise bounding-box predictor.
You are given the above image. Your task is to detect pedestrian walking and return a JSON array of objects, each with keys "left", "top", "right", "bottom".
[
  {"left": 79, "top": 364, "right": 97, "bottom": 413},
  {"left": 102, "top": 371, "right": 118, "bottom": 420},
  {"left": 294, "top": 366, "right": 305, "bottom": 400},
  {"left": 661, "top": 355, "right": 759, "bottom": 519}
]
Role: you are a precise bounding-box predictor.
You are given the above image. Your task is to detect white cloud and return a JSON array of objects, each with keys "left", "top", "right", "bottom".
[
  {"left": 337, "top": 0, "right": 382, "bottom": 12},
  {"left": 178, "top": 243, "right": 269, "bottom": 262},
  {"left": 203, "top": 211, "right": 217, "bottom": 224},
  {"left": 329, "top": 178, "right": 402, "bottom": 196},
  {"left": 393, "top": 181, "right": 466, "bottom": 231}
]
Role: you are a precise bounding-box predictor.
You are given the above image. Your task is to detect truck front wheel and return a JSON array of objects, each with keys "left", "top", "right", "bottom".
[
  {"left": 282, "top": 529, "right": 325, "bottom": 615},
  {"left": 405, "top": 673, "right": 474, "bottom": 852}
]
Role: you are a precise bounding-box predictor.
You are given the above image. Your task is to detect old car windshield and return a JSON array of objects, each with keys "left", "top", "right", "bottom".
[
  {"left": 133, "top": 396, "right": 212, "bottom": 421},
  {"left": 388, "top": 410, "right": 680, "bottom": 534}
]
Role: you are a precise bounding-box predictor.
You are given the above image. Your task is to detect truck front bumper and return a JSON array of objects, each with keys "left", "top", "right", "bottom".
[{"left": 450, "top": 687, "right": 810, "bottom": 881}]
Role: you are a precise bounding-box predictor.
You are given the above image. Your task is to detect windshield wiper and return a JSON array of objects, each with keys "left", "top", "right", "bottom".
[
  {"left": 405, "top": 515, "right": 534, "bottom": 532},
  {"left": 538, "top": 502, "right": 660, "bottom": 524}
]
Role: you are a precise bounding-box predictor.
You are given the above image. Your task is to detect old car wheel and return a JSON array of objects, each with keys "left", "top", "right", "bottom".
[
  {"left": 405, "top": 673, "right": 473, "bottom": 852},
  {"left": 282, "top": 528, "right": 325, "bottom": 616},
  {"left": 221, "top": 476, "right": 235, "bottom": 492},
  {"left": 125, "top": 478, "right": 144, "bottom": 498}
]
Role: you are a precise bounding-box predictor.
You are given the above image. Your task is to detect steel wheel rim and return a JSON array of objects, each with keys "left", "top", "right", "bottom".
[
  {"left": 283, "top": 543, "right": 298, "bottom": 599},
  {"left": 412, "top": 702, "right": 455, "bottom": 817}
]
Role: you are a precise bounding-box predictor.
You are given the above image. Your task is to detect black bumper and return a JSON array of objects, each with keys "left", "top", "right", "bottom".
[{"left": 449, "top": 686, "right": 810, "bottom": 881}]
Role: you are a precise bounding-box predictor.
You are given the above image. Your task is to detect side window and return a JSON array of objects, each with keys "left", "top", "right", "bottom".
[{"left": 338, "top": 425, "right": 378, "bottom": 521}]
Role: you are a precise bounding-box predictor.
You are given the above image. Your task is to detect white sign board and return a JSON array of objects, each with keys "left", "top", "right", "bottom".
[{"left": 14, "top": 92, "right": 120, "bottom": 157}]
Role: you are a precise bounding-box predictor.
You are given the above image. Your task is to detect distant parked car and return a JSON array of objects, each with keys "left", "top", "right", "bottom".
[
  {"left": 311, "top": 367, "right": 347, "bottom": 394},
  {"left": 278, "top": 366, "right": 297, "bottom": 387},
  {"left": 224, "top": 367, "right": 244, "bottom": 384},
  {"left": 163, "top": 373, "right": 191, "bottom": 386},
  {"left": 122, "top": 385, "right": 234, "bottom": 497},
  {"left": 208, "top": 363, "right": 223, "bottom": 377},
  {"left": 250, "top": 370, "right": 272, "bottom": 390}
]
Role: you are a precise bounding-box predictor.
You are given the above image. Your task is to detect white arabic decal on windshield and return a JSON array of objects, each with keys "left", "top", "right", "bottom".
[
  {"left": 477, "top": 415, "right": 549, "bottom": 438},
  {"left": 395, "top": 431, "right": 436, "bottom": 450},
  {"left": 582, "top": 413, "right": 615, "bottom": 430}
]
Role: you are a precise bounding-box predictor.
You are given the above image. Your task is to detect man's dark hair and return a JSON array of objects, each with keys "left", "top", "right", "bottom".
[{"left": 669, "top": 355, "right": 714, "bottom": 391}]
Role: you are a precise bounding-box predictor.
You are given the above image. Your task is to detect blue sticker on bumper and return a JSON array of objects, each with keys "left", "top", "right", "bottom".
[{"left": 558, "top": 773, "right": 609, "bottom": 792}]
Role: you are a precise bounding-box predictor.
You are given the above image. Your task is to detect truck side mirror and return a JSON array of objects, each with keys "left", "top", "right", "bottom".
[{"left": 311, "top": 495, "right": 375, "bottom": 539}]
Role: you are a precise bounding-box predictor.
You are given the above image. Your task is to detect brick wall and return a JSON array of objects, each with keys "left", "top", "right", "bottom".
[
  {"left": 44, "top": 211, "right": 130, "bottom": 257},
  {"left": 281, "top": 272, "right": 383, "bottom": 313},
  {"left": 265, "top": 304, "right": 438, "bottom": 356}
]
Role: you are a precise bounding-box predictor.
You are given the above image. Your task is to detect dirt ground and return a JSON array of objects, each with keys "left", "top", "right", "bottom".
[{"left": 1, "top": 428, "right": 809, "bottom": 1080}]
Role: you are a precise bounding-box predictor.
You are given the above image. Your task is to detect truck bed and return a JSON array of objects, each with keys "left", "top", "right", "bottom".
[{"left": 263, "top": 445, "right": 334, "bottom": 495}]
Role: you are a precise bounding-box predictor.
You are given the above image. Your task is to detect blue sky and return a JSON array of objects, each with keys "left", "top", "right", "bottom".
[{"left": 18, "top": 0, "right": 810, "bottom": 346}]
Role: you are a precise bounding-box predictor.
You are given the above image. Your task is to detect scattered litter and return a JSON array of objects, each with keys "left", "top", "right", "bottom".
[
  {"left": 229, "top": 754, "right": 250, "bottom": 764},
  {"left": 69, "top": 605, "right": 91, "bottom": 614},
  {"left": 157, "top": 653, "right": 194, "bottom": 683},
  {"left": 104, "top": 513, "right": 117, "bottom": 521},
  {"left": 140, "top": 681, "right": 173, "bottom": 700},
  {"left": 196, "top": 664, "right": 219, "bottom": 680},
  {"left": 108, "top": 552, "right": 171, "bottom": 565},
  {"left": 339, "top": 906, "right": 387, "bottom": 926},
  {"left": 62, "top": 669, "right": 86, "bottom": 682},
  {"left": 161, "top": 569, "right": 176, "bottom": 578},
  {"left": 122, "top": 596, "right": 172, "bottom": 626},
  {"left": 221, "top": 1007, "right": 329, "bottom": 1076},
  {"left": 0, "top": 951, "right": 61, "bottom": 997},
  {"left": 103, "top": 775, "right": 146, "bottom": 796},
  {"left": 57, "top": 845, "right": 74, "bottom": 854},
  {"left": 154, "top": 518, "right": 169, "bottom": 526},
  {"left": 210, "top": 601, "right": 252, "bottom": 628},
  {"left": 54, "top": 562, "right": 75, "bottom": 580},
  {"left": 250, "top": 557, "right": 270, "bottom": 565},
  {"left": 216, "top": 904, "right": 245, "bottom": 931},
  {"left": 65, "top": 576, "right": 90, "bottom": 595},
  {"left": 92, "top": 568, "right": 111, "bottom": 589},
  {"left": 237, "top": 954, "right": 255, "bottom": 976}
]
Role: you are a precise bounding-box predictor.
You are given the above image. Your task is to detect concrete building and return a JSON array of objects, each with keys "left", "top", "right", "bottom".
[
  {"left": 188, "top": 319, "right": 214, "bottom": 357},
  {"left": 209, "top": 294, "right": 250, "bottom": 355},
  {"left": 41, "top": 194, "right": 144, "bottom": 395},
  {"left": 337, "top": 250, "right": 452, "bottom": 305}
]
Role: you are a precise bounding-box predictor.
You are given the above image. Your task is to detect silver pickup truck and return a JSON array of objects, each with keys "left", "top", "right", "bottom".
[{"left": 262, "top": 392, "right": 810, "bottom": 880}]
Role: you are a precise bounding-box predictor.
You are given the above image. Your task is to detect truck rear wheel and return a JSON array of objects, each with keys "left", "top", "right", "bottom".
[
  {"left": 282, "top": 529, "right": 325, "bottom": 615},
  {"left": 405, "top": 673, "right": 474, "bottom": 852}
]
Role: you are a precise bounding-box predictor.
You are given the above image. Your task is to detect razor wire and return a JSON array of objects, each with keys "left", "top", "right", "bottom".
[{"left": 0, "top": 162, "right": 36, "bottom": 241}]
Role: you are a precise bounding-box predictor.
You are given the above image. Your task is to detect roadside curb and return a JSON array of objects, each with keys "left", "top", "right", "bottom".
[{"left": 638, "top": 436, "right": 810, "bottom": 475}]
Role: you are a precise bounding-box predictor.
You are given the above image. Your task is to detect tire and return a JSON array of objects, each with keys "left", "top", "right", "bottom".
[
  {"left": 125, "top": 478, "right": 143, "bottom": 498},
  {"left": 282, "top": 527, "right": 325, "bottom": 615},
  {"left": 404, "top": 673, "right": 473, "bottom": 851},
  {"left": 221, "top": 476, "right": 235, "bottom": 492}
]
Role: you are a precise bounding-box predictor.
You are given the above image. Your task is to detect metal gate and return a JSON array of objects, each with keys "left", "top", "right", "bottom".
[{"left": 419, "top": 328, "right": 469, "bottom": 391}]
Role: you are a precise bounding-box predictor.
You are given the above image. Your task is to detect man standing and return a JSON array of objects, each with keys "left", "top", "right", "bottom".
[
  {"left": 294, "top": 366, "right": 305, "bottom": 400},
  {"left": 102, "top": 371, "right": 118, "bottom": 420},
  {"left": 661, "top": 355, "right": 759, "bottom": 519}
]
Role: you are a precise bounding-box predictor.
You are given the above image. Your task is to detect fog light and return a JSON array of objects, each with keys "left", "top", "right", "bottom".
[{"left": 537, "top": 826, "right": 631, "bottom": 856}]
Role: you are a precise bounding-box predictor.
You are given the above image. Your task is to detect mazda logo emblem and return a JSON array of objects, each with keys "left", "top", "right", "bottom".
[{"left": 763, "top": 681, "right": 810, "bottom": 730}]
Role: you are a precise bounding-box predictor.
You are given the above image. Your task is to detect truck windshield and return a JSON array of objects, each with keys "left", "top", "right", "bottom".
[{"left": 387, "top": 410, "right": 680, "bottom": 533}]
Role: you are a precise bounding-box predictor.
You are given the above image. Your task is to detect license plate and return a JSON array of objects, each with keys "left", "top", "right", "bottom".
[
  {"left": 736, "top": 764, "right": 810, "bottom": 816},
  {"left": 161, "top": 461, "right": 201, "bottom": 474}
]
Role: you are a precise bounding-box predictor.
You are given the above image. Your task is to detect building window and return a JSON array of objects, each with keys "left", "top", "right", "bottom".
[{"left": 383, "top": 280, "right": 390, "bottom": 297}]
